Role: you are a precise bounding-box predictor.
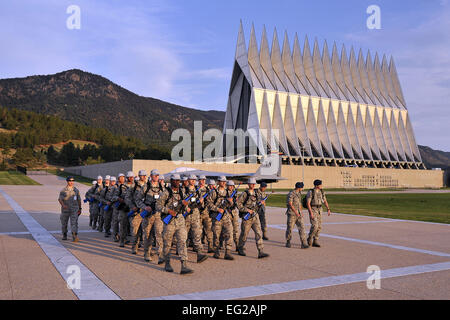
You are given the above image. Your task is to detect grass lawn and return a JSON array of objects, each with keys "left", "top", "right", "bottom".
[
  {"left": 266, "top": 193, "right": 450, "bottom": 224},
  {"left": 46, "top": 169, "right": 92, "bottom": 186},
  {"left": 0, "top": 171, "right": 41, "bottom": 185}
]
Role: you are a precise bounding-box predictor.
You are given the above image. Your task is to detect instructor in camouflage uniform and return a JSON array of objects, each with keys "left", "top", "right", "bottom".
[
  {"left": 236, "top": 178, "right": 269, "bottom": 259},
  {"left": 285, "top": 182, "right": 309, "bottom": 249},
  {"left": 58, "top": 176, "right": 81, "bottom": 242},
  {"left": 157, "top": 174, "right": 193, "bottom": 275},
  {"left": 306, "top": 179, "right": 331, "bottom": 248}
]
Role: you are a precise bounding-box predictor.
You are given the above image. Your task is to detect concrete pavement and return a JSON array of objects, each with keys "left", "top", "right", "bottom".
[{"left": 0, "top": 173, "right": 449, "bottom": 300}]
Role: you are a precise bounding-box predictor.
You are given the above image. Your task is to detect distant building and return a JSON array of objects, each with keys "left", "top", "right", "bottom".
[{"left": 223, "top": 23, "right": 424, "bottom": 170}]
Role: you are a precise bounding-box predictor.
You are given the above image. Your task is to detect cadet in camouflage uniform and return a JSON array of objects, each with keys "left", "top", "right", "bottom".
[
  {"left": 226, "top": 180, "right": 240, "bottom": 251},
  {"left": 103, "top": 176, "right": 117, "bottom": 237},
  {"left": 207, "top": 176, "right": 235, "bottom": 260},
  {"left": 85, "top": 180, "right": 97, "bottom": 227},
  {"left": 110, "top": 173, "right": 125, "bottom": 242},
  {"left": 58, "top": 176, "right": 82, "bottom": 242},
  {"left": 157, "top": 174, "right": 193, "bottom": 275},
  {"left": 127, "top": 170, "right": 147, "bottom": 254},
  {"left": 97, "top": 175, "right": 110, "bottom": 232},
  {"left": 236, "top": 178, "right": 269, "bottom": 259},
  {"left": 117, "top": 171, "right": 135, "bottom": 247},
  {"left": 257, "top": 182, "right": 269, "bottom": 240},
  {"left": 183, "top": 174, "right": 208, "bottom": 263},
  {"left": 306, "top": 179, "right": 331, "bottom": 247},
  {"left": 197, "top": 175, "right": 214, "bottom": 253},
  {"left": 285, "top": 182, "right": 309, "bottom": 249},
  {"left": 135, "top": 169, "right": 165, "bottom": 264},
  {"left": 89, "top": 176, "right": 103, "bottom": 230}
]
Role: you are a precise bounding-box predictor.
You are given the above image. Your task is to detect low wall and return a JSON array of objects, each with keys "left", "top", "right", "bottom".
[{"left": 65, "top": 159, "right": 444, "bottom": 189}]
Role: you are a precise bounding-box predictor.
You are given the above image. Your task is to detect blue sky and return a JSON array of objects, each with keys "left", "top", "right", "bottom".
[{"left": 1, "top": 0, "right": 449, "bottom": 151}]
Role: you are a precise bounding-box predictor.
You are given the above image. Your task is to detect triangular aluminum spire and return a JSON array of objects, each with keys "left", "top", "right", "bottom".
[
  {"left": 271, "top": 28, "right": 292, "bottom": 92},
  {"left": 341, "top": 45, "right": 360, "bottom": 103},
  {"left": 344, "top": 102, "right": 364, "bottom": 159},
  {"left": 259, "top": 91, "right": 276, "bottom": 153},
  {"left": 316, "top": 100, "right": 335, "bottom": 158},
  {"left": 358, "top": 49, "right": 379, "bottom": 105},
  {"left": 293, "top": 95, "right": 313, "bottom": 157},
  {"left": 381, "top": 108, "right": 399, "bottom": 161},
  {"left": 233, "top": 21, "right": 252, "bottom": 88},
  {"left": 404, "top": 112, "right": 422, "bottom": 162},
  {"left": 305, "top": 98, "right": 324, "bottom": 157},
  {"left": 354, "top": 104, "right": 373, "bottom": 160},
  {"left": 281, "top": 32, "right": 302, "bottom": 94},
  {"left": 382, "top": 55, "right": 402, "bottom": 108},
  {"left": 331, "top": 42, "right": 350, "bottom": 101},
  {"left": 325, "top": 100, "right": 345, "bottom": 158},
  {"left": 388, "top": 109, "right": 407, "bottom": 161},
  {"left": 246, "top": 90, "right": 266, "bottom": 157},
  {"left": 272, "top": 93, "right": 291, "bottom": 155},
  {"left": 284, "top": 94, "right": 301, "bottom": 156},
  {"left": 374, "top": 53, "right": 394, "bottom": 108},
  {"left": 259, "top": 26, "right": 277, "bottom": 90},
  {"left": 312, "top": 39, "right": 332, "bottom": 98},
  {"left": 322, "top": 40, "right": 341, "bottom": 100},
  {"left": 389, "top": 56, "right": 406, "bottom": 108},
  {"left": 366, "top": 51, "right": 387, "bottom": 106},
  {"left": 363, "top": 105, "right": 382, "bottom": 160},
  {"left": 292, "top": 33, "right": 313, "bottom": 95},
  {"left": 247, "top": 24, "right": 265, "bottom": 89},
  {"left": 372, "top": 107, "right": 391, "bottom": 161},
  {"left": 303, "top": 36, "right": 325, "bottom": 97},
  {"left": 336, "top": 102, "right": 355, "bottom": 159},
  {"left": 396, "top": 111, "right": 414, "bottom": 162},
  {"left": 349, "top": 47, "right": 368, "bottom": 104}
]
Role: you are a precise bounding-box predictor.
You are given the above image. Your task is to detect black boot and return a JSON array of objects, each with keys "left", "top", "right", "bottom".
[
  {"left": 237, "top": 247, "right": 246, "bottom": 256},
  {"left": 224, "top": 250, "right": 234, "bottom": 260},
  {"left": 72, "top": 232, "right": 79, "bottom": 243},
  {"left": 285, "top": 240, "right": 291, "bottom": 248},
  {"left": 258, "top": 250, "right": 269, "bottom": 259},
  {"left": 62, "top": 233, "right": 67, "bottom": 240},
  {"left": 197, "top": 253, "right": 208, "bottom": 263},
  {"left": 157, "top": 256, "right": 165, "bottom": 265},
  {"left": 164, "top": 258, "right": 173, "bottom": 272},
  {"left": 213, "top": 249, "right": 220, "bottom": 259},
  {"left": 180, "top": 261, "right": 193, "bottom": 275}
]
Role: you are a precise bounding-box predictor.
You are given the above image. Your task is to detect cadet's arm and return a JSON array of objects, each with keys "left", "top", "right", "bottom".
[
  {"left": 307, "top": 196, "right": 313, "bottom": 219},
  {"left": 324, "top": 198, "right": 331, "bottom": 216}
]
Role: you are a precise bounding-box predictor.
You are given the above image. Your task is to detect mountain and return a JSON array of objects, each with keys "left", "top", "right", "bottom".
[
  {"left": 418, "top": 145, "right": 450, "bottom": 169},
  {"left": 0, "top": 69, "right": 225, "bottom": 145}
]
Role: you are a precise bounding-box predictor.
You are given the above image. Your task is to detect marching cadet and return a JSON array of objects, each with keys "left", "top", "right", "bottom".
[
  {"left": 208, "top": 179, "right": 216, "bottom": 190},
  {"left": 157, "top": 174, "right": 193, "bottom": 275},
  {"left": 159, "top": 175, "right": 166, "bottom": 189},
  {"left": 58, "top": 176, "right": 82, "bottom": 242},
  {"left": 207, "top": 176, "right": 235, "bottom": 260},
  {"left": 85, "top": 180, "right": 97, "bottom": 227},
  {"left": 257, "top": 182, "right": 269, "bottom": 240},
  {"left": 285, "top": 182, "right": 309, "bottom": 249},
  {"left": 110, "top": 173, "right": 125, "bottom": 242},
  {"left": 236, "top": 178, "right": 269, "bottom": 259},
  {"left": 183, "top": 174, "right": 208, "bottom": 263},
  {"left": 135, "top": 169, "right": 165, "bottom": 264},
  {"left": 181, "top": 175, "right": 189, "bottom": 189},
  {"left": 117, "top": 171, "right": 135, "bottom": 247},
  {"left": 306, "top": 179, "right": 331, "bottom": 248},
  {"left": 226, "top": 180, "right": 240, "bottom": 251},
  {"left": 103, "top": 176, "right": 117, "bottom": 238},
  {"left": 197, "top": 175, "right": 214, "bottom": 253},
  {"left": 97, "top": 175, "right": 111, "bottom": 232},
  {"left": 127, "top": 170, "right": 147, "bottom": 254},
  {"left": 89, "top": 175, "right": 103, "bottom": 230}
]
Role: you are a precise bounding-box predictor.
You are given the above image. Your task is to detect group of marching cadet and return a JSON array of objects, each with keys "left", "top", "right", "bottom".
[{"left": 84, "top": 169, "right": 270, "bottom": 275}]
